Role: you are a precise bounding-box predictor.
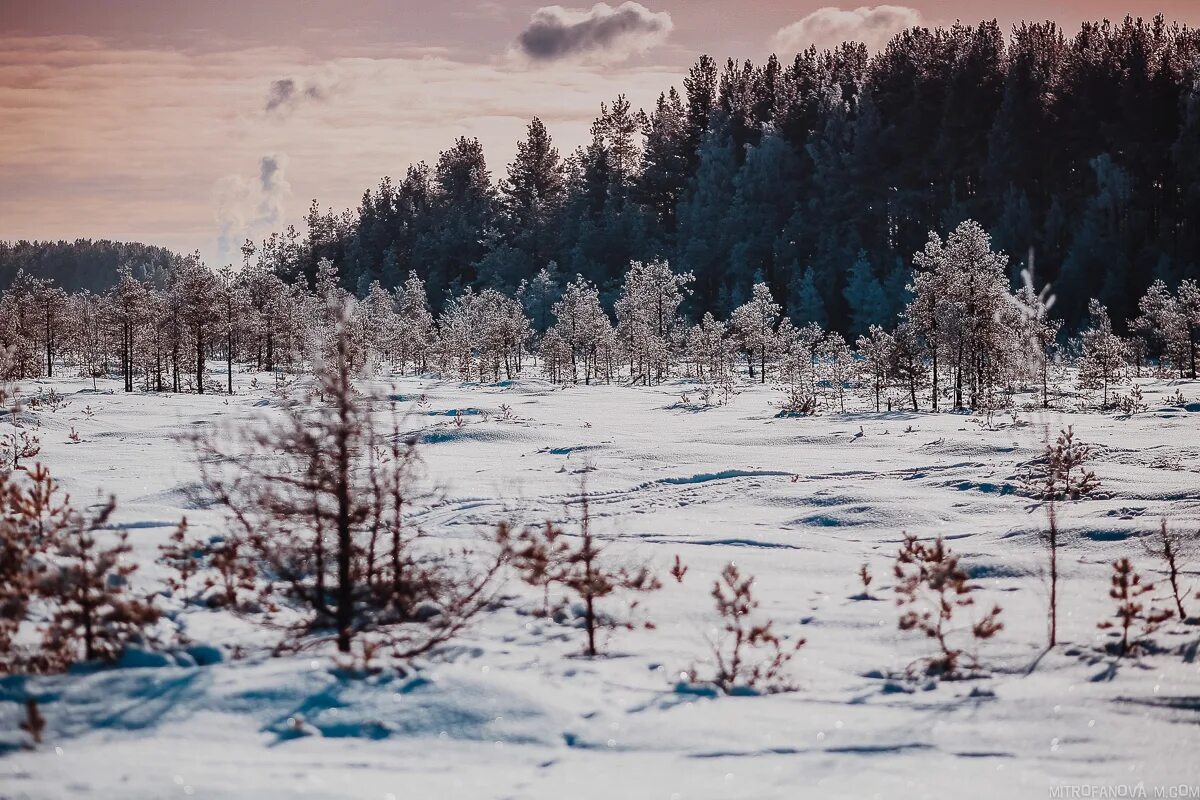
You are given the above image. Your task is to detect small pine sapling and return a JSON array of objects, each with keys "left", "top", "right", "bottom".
[
  {"left": 1099, "top": 558, "right": 1173, "bottom": 657},
  {"left": 1116, "top": 384, "right": 1146, "bottom": 416},
  {"left": 506, "top": 521, "right": 570, "bottom": 617},
  {"left": 1023, "top": 426, "right": 1100, "bottom": 647},
  {"left": 1, "top": 427, "right": 41, "bottom": 474},
  {"left": 1022, "top": 426, "right": 1101, "bottom": 502},
  {"left": 42, "top": 501, "right": 160, "bottom": 664},
  {"left": 893, "top": 534, "right": 1003, "bottom": 678},
  {"left": 0, "top": 464, "right": 73, "bottom": 672},
  {"left": 855, "top": 562, "right": 874, "bottom": 599},
  {"left": 706, "top": 562, "right": 802, "bottom": 694},
  {"left": 670, "top": 555, "right": 688, "bottom": 584},
  {"left": 508, "top": 489, "right": 661, "bottom": 656},
  {"left": 204, "top": 535, "right": 258, "bottom": 610},
  {"left": 159, "top": 517, "right": 203, "bottom": 607},
  {"left": 1141, "top": 518, "right": 1194, "bottom": 622}
]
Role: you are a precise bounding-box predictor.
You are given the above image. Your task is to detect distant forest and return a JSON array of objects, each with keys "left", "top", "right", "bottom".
[
  {"left": 7, "top": 16, "right": 1200, "bottom": 334},
  {"left": 0, "top": 240, "right": 179, "bottom": 293}
]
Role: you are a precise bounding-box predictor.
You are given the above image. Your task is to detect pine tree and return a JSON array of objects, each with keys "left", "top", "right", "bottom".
[
  {"left": 1077, "top": 299, "right": 1128, "bottom": 408},
  {"left": 730, "top": 281, "right": 781, "bottom": 383}
]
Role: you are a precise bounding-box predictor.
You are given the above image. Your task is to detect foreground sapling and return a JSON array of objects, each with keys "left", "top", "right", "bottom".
[
  {"left": 1141, "top": 518, "right": 1194, "bottom": 622},
  {"left": 702, "top": 562, "right": 802, "bottom": 694},
  {"left": 893, "top": 534, "right": 1003, "bottom": 678},
  {"left": 1098, "top": 558, "right": 1173, "bottom": 657},
  {"left": 506, "top": 487, "right": 661, "bottom": 656}
]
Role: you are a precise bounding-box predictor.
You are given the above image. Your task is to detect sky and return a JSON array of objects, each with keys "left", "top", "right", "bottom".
[{"left": 2, "top": 1, "right": 1198, "bottom": 265}]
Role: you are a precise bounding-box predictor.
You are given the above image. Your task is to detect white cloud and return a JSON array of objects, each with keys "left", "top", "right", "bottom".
[
  {"left": 771, "top": 5, "right": 921, "bottom": 54},
  {"left": 515, "top": 2, "right": 673, "bottom": 64}
]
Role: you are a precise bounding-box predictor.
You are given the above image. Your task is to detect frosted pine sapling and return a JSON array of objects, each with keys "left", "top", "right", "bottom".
[
  {"left": 894, "top": 534, "right": 1003, "bottom": 677},
  {"left": 706, "top": 562, "right": 803, "bottom": 693},
  {"left": 1098, "top": 558, "right": 1172, "bottom": 657}
]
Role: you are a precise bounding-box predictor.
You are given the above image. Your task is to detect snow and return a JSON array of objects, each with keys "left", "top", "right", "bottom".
[{"left": 3, "top": 372, "right": 1200, "bottom": 798}]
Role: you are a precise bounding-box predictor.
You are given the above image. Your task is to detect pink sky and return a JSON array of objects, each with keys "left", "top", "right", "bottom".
[{"left": 2, "top": 1, "right": 1196, "bottom": 264}]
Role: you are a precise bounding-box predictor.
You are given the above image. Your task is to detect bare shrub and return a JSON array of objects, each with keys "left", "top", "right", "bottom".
[
  {"left": 1141, "top": 518, "right": 1195, "bottom": 621},
  {"left": 893, "top": 534, "right": 1003, "bottom": 678},
  {"left": 704, "top": 562, "right": 802, "bottom": 694},
  {"left": 505, "top": 487, "right": 661, "bottom": 657},
  {"left": 194, "top": 302, "right": 504, "bottom": 658},
  {"left": 1098, "top": 558, "right": 1173, "bottom": 657}
]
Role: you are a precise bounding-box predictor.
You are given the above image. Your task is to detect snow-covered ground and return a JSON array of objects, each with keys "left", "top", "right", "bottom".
[{"left": 3, "top": 372, "right": 1200, "bottom": 799}]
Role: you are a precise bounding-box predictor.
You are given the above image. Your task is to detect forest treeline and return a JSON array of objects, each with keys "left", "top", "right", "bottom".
[
  {"left": 4, "top": 15, "right": 1200, "bottom": 337},
  {"left": 0, "top": 240, "right": 179, "bottom": 294},
  {"left": 291, "top": 14, "right": 1200, "bottom": 333}
]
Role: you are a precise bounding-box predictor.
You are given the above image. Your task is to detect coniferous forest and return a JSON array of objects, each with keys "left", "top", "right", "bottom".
[{"left": 293, "top": 15, "right": 1200, "bottom": 334}]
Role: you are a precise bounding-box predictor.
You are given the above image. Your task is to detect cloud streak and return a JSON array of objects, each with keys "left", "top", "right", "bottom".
[
  {"left": 771, "top": 5, "right": 921, "bottom": 54},
  {"left": 516, "top": 2, "right": 673, "bottom": 63}
]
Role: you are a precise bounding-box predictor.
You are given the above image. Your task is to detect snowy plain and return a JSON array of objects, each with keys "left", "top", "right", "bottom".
[{"left": 2, "top": 370, "right": 1200, "bottom": 799}]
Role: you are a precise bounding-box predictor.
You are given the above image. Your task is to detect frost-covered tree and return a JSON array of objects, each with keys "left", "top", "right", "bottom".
[
  {"left": 730, "top": 281, "right": 780, "bottom": 383},
  {"left": 905, "top": 220, "right": 1021, "bottom": 410},
  {"left": 395, "top": 272, "right": 435, "bottom": 374},
  {"left": 1077, "top": 299, "right": 1128, "bottom": 408},
  {"left": 684, "top": 312, "right": 736, "bottom": 401},
  {"left": 1134, "top": 279, "right": 1200, "bottom": 379},
  {"left": 856, "top": 325, "right": 895, "bottom": 412},
  {"left": 614, "top": 260, "right": 692, "bottom": 385},
  {"left": 547, "top": 276, "right": 613, "bottom": 385}
]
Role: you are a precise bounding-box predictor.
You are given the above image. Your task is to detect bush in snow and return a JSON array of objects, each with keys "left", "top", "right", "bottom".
[
  {"left": 40, "top": 499, "right": 160, "bottom": 667},
  {"left": 1140, "top": 518, "right": 1195, "bottom": 623},
  {"left": 699, "top": 562, "right": 802, "bottom": 694},
  {"left": 1021, "top": 426, "right": 1100, "bottom": 502},
  {"left": 195, "top": 302, "right": 505, "bottom": 658},
  {"left": 504, "top": 487, "right": 661, "bottom": 657},
  {"left": 893, "top": 534, "right": 1003, "bottom": 678},
  {"left": 1098, "top": 558, "right": 1173, "bottom": 657}
]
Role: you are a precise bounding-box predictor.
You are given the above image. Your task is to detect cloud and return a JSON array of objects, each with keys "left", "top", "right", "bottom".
[
  {"left": 264, "top": 75, "right": 334, "bottom": 115},
  {"left": 214, "top": 154, "right": 291, "bottom": 261},
  {"left": 516, "top": 2, "right": 672, "bottom": 63},
  {"left": 771, "top": 5, "right": 921, "bottom": 54}
]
